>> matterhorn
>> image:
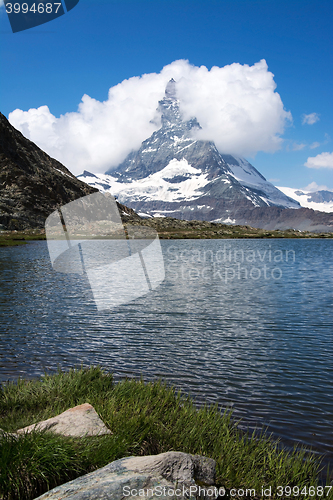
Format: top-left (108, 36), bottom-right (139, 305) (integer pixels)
top-left (79, 79), bottom-right (300, 222)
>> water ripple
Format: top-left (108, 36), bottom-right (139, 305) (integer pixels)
top-left (0, 239), bottom-right (332, 469)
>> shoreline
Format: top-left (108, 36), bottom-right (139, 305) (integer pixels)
top-left (1, 220), bottom-right (333, 248)
top-left (1, 367), bottom-right (331, 500)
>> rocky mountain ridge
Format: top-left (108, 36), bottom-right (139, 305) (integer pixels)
top-left (0, 113), bottom-right (139, 230)
top-left (78, 170), bottom-right (333, 230)
top-left (95, 78), bottom-right (300, 221)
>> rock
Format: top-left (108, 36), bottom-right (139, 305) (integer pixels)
top-left (34, 451), bottom-right (216, 500)
top-left (0, 427), bottom-right (18, 440)
top-left (122, 452), bottom-right (215, 486)
top-left (16, 403), bottom-right (112, 438)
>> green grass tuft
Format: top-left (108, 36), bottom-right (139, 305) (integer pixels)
top-left (0, 366), bottom-right (331, 499)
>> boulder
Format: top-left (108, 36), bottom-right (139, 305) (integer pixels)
top-left (34, 451), bottom-right (216, 500)
top-left (0, 427), bottom-right (18, 440)
top-left (16, 403), bottom-right (112, 438)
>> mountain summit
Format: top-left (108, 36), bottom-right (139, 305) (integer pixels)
top-left (80, 79), bottom-right (300, 221)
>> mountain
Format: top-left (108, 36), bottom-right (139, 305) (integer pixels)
top-left (79, 78), bottom-right (300, 222)
top-left (77, 80), bottom-right (333, 232)
top-left (0, 113), bottom-right (139, 230)
top-left (276, 186), bottom-right (333, 213)
top-left (224, 205), bottom-right (333, 233)
top-left (78, 169), bottom-right (333, 232)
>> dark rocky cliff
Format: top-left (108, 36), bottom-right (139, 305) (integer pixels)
top-left (0, 112), bottom-right (100, 230)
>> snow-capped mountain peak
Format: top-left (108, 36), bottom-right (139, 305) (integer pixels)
top-left (157, 78), bottom-right (184, 129)
top-left (78, 79), bottom-right (301, 221)
top-left (165, 78), bottom-right (177, 98)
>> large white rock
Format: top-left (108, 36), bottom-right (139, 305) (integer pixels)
top-left (16, 403), bottom-right (112, 438)
top-left (34, 451), bottom-right (216, 500)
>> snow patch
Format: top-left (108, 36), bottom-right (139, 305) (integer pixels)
top-left (79, 159), bottom-right (210, 205)
top-left (54, 167), bottom-right (72, 178)
top-left (137, 212), bottom-right (153, 218)
top-left (259, 196), bottom-right (271, 206)
top-left (276, 187), bottom-right (333, 213)
top-left (227, 160), bottom-right (300, 209)
top-left (220, 217), bottom-right (236, 224)
top-left (142, 147), bottom-right (157, 153)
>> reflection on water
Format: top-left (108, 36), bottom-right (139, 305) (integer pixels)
top-left (0, 238), bottom-right (332, 469)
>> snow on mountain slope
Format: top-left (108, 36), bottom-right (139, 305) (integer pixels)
top-left (77, 171), bottom-right (116, 193)
top-left (79, 160), bottom-right (209, 202)
top-left (276, 187), bottom-right (333, 213)
top-left (226, 157), bottom-right (300, 209)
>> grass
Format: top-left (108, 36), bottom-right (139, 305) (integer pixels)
top-left (0, 366), bottom-right (332, 500)
top-left (1, 223), bottom-right (332, 248)
top-left (0, 230), bottom-right (46, 247)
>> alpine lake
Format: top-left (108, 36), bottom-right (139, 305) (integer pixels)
top-left (0, 231), bottom-right (332, 475)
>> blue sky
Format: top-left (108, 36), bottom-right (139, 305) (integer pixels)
top-left (0, 0), bottom-right (332, 190)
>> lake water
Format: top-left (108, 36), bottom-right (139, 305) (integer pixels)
top-left (0, 238), bottom-right (332, 472)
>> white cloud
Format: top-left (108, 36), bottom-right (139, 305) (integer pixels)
top-left (304, 152), bottom-right (333, 169)
top-left (9, 59), bottom-right (292, 175)
top-left (302, 182), bottom-right (329, 192)
top-left (292, 142), bottom-right (306, 151)
top-left (310, 141), bottom-right (320, 149)
top-left (302, 113), bottom-right (320, 125)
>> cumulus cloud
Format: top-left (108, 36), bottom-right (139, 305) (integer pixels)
top-left (9, 59), bottom-right (292, 175)
top-left (302, 113), bottom-right (320, 125)
top-left (303, 182), bottom-right (329, 192)
top-left (292, 142), bottom-right (306, 151)
top-left (304, 152), bottom-right (333, 169)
